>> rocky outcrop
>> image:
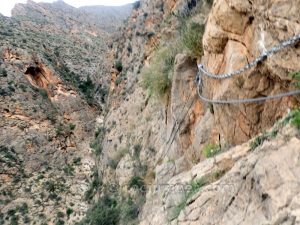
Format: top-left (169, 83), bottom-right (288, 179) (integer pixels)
top-left (1, 0), bottom-right (300, 224)
top-left (176, 133), bottom-right (300, 225)
top-left (0, 46), bottom-right (96, 224)
top-left (0, 1), bottom-right (132, 224)
top-left (97, 0), bottom-right (300, 224)
top-left (141, 123), bottom-right (300, 225)
top-left (202, 0), bottom-right (300, 144)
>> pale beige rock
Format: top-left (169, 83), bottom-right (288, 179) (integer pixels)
top-left (116, 154), bottom-right (139, 188)
top-left (141, 123), bottom-right (300, 225)
top-left (202, 0), bottom-right (300, 144)
top-left (213, 0), bottom-right (249, 35)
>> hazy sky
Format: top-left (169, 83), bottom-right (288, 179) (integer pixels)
top-left (1, 0), bottom-right (137, 16)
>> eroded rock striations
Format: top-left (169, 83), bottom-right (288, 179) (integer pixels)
top-left (94, 0), bottom-right (300, 224)
top-left (0, 1), bottom-right (131, 224)
top-left (202, 0), bottom-right (300, 144)
top-left (1, 0), bottom-right (300, 224)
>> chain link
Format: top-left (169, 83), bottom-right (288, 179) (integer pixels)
top-left (195, 33), bottom-right (300, 104)
top-left (197, 86), bottom-right (300, 104)
top-left (198, 33), bottom-right (300, 79)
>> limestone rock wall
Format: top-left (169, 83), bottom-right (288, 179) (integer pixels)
top-left (0, 0), bottom-right (129, 223)
top-left (141, 124), bottom-right (300, 225)
top-left (2, 0), bottom-right (299, 224)
top-left (100, 0), bottom-right (300, 224)
top-left (0, 46), bottom-right (96, 224)
top-left (202, 0), bottom-right (300, 144)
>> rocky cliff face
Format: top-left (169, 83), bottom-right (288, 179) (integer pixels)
top-left (1, 0), bottom-right (300, 224)
top-left (0, 1), bottom-right (132, 224)
top-left (90, 0), bottom-right (300, 224)
top-left (202, 0), bottom-right (300, 144)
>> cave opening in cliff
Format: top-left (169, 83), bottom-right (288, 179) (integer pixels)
top-left (25, 66), bottom-right (42, 77)
top-left (24, 66), bottom-right (45, 88)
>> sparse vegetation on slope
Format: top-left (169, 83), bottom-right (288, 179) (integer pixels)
top-left (80, 191), bottom-right (142, 225)
top-left (291, 109), bottom-right (300, 130)
top-left (180, 22), bottom-right (205, 58)
top-left (250, 109), bottom-right (300, 150)
top-left (172, 177), bottom-right (209, 220)
top-left (78, 195), bottom-right (120, 225)
top-left (290, 71), bottom-right (300, 88)
top-left (203, 143), bottom-right (221, 158)
top-left (141, 46), bottom-right (178, 98)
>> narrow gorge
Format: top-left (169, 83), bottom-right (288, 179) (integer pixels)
top-left (0, 0), bottom-right (300, 225)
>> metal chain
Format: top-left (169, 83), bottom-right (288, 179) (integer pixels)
top-left (195, 33), bottom-right (300, 104)
top-left (197, 85), bottom-right (300, 104)
top-left (198, 33), bottom-right (300, 79)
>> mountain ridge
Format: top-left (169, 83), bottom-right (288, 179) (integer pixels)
top-left (1, 0), bottom-right (300, 224)
top-left (0, 0), bottom-right (131, 224)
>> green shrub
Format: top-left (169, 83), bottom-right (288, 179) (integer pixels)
top-left (0, 87), bottom-right (7, 96)
top-left (85, 170), bottom-right (102, 201)
top-left (120, 197), bottom-right (139, 222)
top-left (55, 220), bottom-right (65, 225)
top-left (206, 0), bottom-right (214, 6)
top-left (19, 203), bottom-right (28, 215)
top-left (73, 157), bottom-right (81, 166)
top-left (23, 216), bottom-right (30, 224)
top-left (69, 123), bottom-right (76, 131)
top-left (49, 193), bottom-right (59, 201)
top-left (172, 178), bottom-right (208, 220)
top-left (19, 84), bottom-right (27, 92)
top-left (290, 71), bottom-right (300, 88)
top-left (291, 109), bottom-right (300, 130)
top-left (7, 209), bottom-right (16, 217)
top-left (90, 140), bottom-right (102, 155)
top-left (8, 84), bottom-right (15, 92)
top-left (78, 76), bottom-right (95, 103)
top-left (128, 176), bottom-right (145, 190)
top-left (250, 133), bottom-right (269, 151)
top-left (108, 159), bottom-right (119, 170)
top-left (146, 32), bottom-right (155, 38)
top-left (90, 126), bottom-right (106, 156)
top-left (44, 180), bottom-right (56, 192)
top-left (63, 164), bottom-right (74, 175)
top-left (0, 68), bottom-right (7, 77)
top-left (84, 188), bottom-right (94, 202)
top-left (115, 60), bottom-right (123, 72)
top-left (115, 74), bottom-right (124, 86)
top-left (203, 143), bottom-right (221, 158)
top-left (248, 109), bottom-right (300, 151)
top-left (97, 86), bottom-right (109, 103)
top-left (56, 63), bottom-right (96, 104)
top-left (79, 76), bottom-right (94, 93)
top-left (180, 22), bottom-right (205, 58)
top-left (190, 178), bottom-right (208, 193)
top-left (57, 211), bottom-right (65, 218)
top-left (212, 170), bottom-right (226, 180)
top-left (133, 144), bottom-right (142, 158)
top-left (108, 148), bottom-right (129, 169)
top-left (38, 88), bottom-right (48, 99)
top-left (66, 208), bottom-right (73, 218)
top-left (95, 126), bottom-right (106, 139)
top-left (55, 123), bottom-right (65, 136)
top-left (79, 195), bottom-right (120, 225)
top-left (142, 46), bottom-right (177, 98)
top-left (10, 215), bottom-right (19, 225)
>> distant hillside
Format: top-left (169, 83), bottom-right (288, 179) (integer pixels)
top-left (12, 0), bottom-right (133, 33)
top-left (0, 0), bottom-right (121, 223)
top-left (80, 4), bottom-right (133, 32)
